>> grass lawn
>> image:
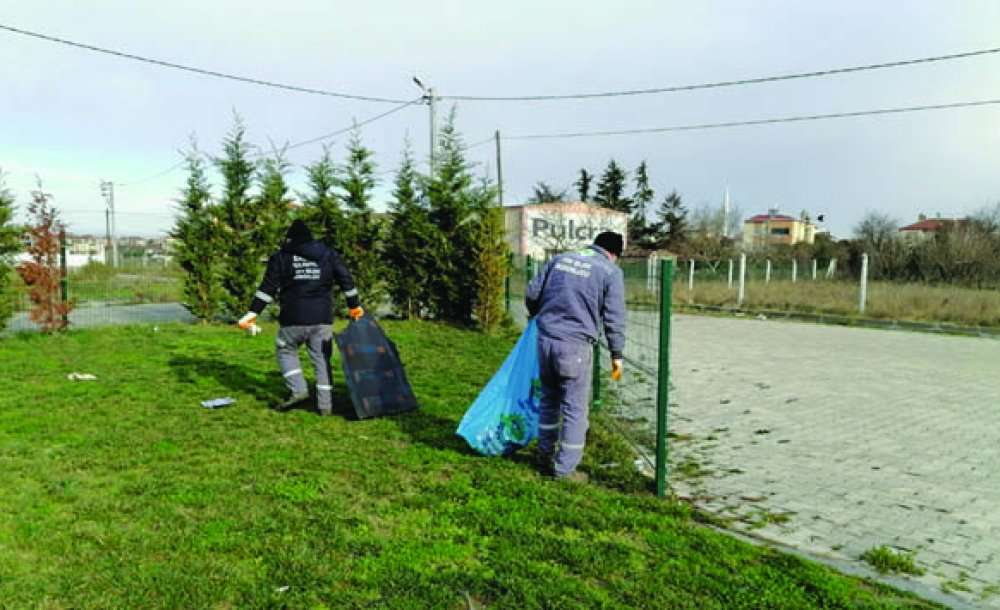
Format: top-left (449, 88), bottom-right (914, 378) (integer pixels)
top-left (0, 321), bottom-right (939, 609)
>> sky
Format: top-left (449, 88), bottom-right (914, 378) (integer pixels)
top-left (2, 0), bottom-right (999, 238)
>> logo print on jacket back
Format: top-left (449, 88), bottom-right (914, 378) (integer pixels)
top-left (292, 256), bottom-right (321, 281)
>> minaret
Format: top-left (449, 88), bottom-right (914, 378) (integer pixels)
top-left (722, 186), bottom-right (731, 238)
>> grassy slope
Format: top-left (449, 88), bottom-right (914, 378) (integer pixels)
top-left (0, 322), bottom-right (938, 609)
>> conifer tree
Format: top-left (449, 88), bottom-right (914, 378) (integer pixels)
top-left (16, 184), bottom-right (73, 332)
top-left (594, 160), bottom-right (632, 213)
top-left (0, 171), bottom-right (22, 331)
top-left (631, 161), bottom-right (656, 248)
top-left (301, 145), bottom-right (343, 248)
top-left (654, 190), bottom-right (689, 250)
top-left (575, 169), bottom-right (593, 202)
top-left (170, 146), bottom-right (221, 322)
top-left (385, 141), bottom-right (439, 318)
top-left (213, 114), bottom-right (259, 318)
top-left (424, 108), bottom-right (480, 324)
top-left (528, 181), bottom-right (566, 204)
top-left (335, 130), bottom-right (387, 309)
top-left (255, 146), bottom-right (292, 256)
top-left (472, 178), bottom-right (509, 333)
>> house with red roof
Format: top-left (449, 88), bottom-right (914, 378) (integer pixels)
top-left (898, 214), bottom-right (967, 242)
top-left (741, 209), bottom-right (817, 250)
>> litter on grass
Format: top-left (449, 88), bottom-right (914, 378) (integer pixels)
top-left (201, 397), bottom-right (235, 409)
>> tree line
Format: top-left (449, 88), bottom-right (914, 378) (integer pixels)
top-left (172, 109), bottom-right (509, 331)
top-left (849, 209), bottom-right (1000, 287)
top-left (529, 159), bottom-right (739, 254)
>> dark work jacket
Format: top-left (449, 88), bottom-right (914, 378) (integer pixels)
top-left (249, 239), bottom-right (360, 326)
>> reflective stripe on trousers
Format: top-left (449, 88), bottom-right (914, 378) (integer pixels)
top-left (275, 324), bottom-right (335, 410)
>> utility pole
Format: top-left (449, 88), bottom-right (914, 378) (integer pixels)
top-left (100, 180), bottom-right (118, 268)
top-left (495, 129), bottom-right (504, 206)
top-left (413, 77), bottom-right (437, 174)
top-left (428, 87), bottom-right (437, 173)
top-left (104, 207), bottom-right (112, 266)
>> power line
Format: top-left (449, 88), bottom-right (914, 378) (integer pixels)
top-left (118, 160), bottom-right (187, 188)
top-left (502, 98), bottom-right (1000, 140)
top-left (281, 97), bottom-right (423, 153)
top-left (0, 22), bottom-right (410, 104)
top-left (113, 97), bottom-right (421, 188)
top-left (467, 136), bottom-right (495, 150)
top-left (443, 47), bottom-right (1000, 102)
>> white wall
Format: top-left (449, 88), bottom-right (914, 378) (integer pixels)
top-left (506, 203), bottom-right (628, 259)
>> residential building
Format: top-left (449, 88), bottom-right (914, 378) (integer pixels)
top-left (504, 201), bottom-right (628, 260)
top-left (898, 214), bottom-right (967, 242)
top-left (742, 209), bottom-right (816, 249)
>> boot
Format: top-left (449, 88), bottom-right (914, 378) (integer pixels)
top-left (273, 392), bottom-right (310, 412)
top-left (555, 470), bottom-right (589, 484)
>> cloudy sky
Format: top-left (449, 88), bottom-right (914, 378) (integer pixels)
top-left (2, 1), bottom-right (999, 238)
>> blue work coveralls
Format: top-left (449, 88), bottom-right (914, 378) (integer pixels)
top-left (525, 245), bottom-right (627, 476)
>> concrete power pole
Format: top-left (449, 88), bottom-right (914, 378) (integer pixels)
top-left (412, 78), bottom-right (437, 174)
top-left (100, 180), bottom-right (118, 268)
top-left (428, 87), bottom-right (437, 174)
top-left (495, 129), bottom-right (504, 206)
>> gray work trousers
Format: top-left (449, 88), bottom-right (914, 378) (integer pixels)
top-left (536, 335), bottom-right (594, 476)
top-left (275, 325), bottom-right (334, 411)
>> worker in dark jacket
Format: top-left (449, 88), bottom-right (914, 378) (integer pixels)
top-left (237, 220), bottom-right (364, 415)
top-left (525, 231), bottom-right (626, 482)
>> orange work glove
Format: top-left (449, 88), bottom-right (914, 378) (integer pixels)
top-left (611, 359), bottom-right (623, 382)
top-left (348, 306), bottom-right (365, 321)
top-left (237, 312), bottom-right (257, 330)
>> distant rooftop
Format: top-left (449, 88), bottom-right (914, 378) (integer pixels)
top-left (899, 218), bottom-right (966, 232)
top-left (745, 213), bottom-right (798, 224)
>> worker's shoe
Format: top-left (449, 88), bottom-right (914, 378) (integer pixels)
top-left (533, 450), bottom-right (554, 476)
top-left (273, 392), bottom-right (310, 412)
top-left (555, 470), bottom-right (589, 484)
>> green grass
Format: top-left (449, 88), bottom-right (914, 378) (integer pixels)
top-left (861, 546), bottom-right (926, 576)
top-left (0, 322), bottom-right (940, 609)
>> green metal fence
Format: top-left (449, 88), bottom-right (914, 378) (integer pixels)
top-left (3, 261), bottom-right (191, 333)
top-left (509, 253), bottom-right (674, 496)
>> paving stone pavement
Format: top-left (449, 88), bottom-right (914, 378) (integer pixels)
top-left (658, 314), bottom-right (1000, 608)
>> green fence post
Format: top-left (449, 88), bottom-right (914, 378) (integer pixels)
top-left (505, 253), bottom-right (512, 313)
top-left (591, 343), bottom-right (602, 412)
top-left (656, 258), bottom-right (674, 498)
top-left (59, 229), bottom-right (69, 327)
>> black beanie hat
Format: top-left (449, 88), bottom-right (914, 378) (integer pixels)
top-left (593, 231), bottom-right (623, 257)
top-left (286, 219), bottom-right (313, 245)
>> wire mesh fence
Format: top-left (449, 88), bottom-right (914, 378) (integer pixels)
top-left (3, 261), bottom-right (192, 333)
top-left (509, 254), bottom-right (672, 492)
top-left (671, 254), bottom-right (1000, 329)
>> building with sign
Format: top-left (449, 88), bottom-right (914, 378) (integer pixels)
top-left (504, 202), bottom-right (629, 259)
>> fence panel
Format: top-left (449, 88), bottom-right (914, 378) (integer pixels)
top-left (3, 261), bottom-right (192, 333)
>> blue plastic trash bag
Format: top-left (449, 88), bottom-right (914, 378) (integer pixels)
top-left (457, 320), bottom-right (543, 456)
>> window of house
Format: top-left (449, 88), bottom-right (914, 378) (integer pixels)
top-left (771, 228), bottom-right (790, 236)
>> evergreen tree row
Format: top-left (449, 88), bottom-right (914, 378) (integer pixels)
top-left (171, 111), bottom-right (509, 332)
top-left (529, 159), bottom-right (692, 252)
top-left (0, 171), bottom-right (24, 332)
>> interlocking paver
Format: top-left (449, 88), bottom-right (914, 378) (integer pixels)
top-left (662, 314), bottom-right (1000, 608)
